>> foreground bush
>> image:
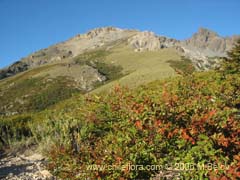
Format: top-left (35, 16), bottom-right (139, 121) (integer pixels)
top-left (0, 115), bottom-right (33, 149)
top-left (32, 71), bottom-right (240, 179)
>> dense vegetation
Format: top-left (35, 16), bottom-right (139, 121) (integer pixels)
top-left (220, 39), bottom-right (240, 75)
top-left (167, 56), bottom-right (196, 75)
top-left (2, 71), bottom-right (239, 179)
top-left (0, 76), bottom-right (81, 115)
top-left (36, 71), bottom-right (238, 179)
top-left (0, 41), bottom-right (240, 179)
top-left (75, 50), bottom-right (124, 81)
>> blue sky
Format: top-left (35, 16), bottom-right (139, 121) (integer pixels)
top-left (0, 0), bottom-right (240, 68)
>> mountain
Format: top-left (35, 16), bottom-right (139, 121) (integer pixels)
top-left (180, 28), bottom-right (240, 69)
top-left (0, 27), bottom-right (239, 116)
top-left (0, 27), bottom-right (239, 80)
top-left (183, 28), bottom-right (239, 55)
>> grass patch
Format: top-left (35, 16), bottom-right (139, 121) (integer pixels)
top-left (74, 49), bottom-right (109, 63)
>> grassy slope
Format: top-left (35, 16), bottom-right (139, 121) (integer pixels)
top-left (92, 45), bottom-right (180, 93)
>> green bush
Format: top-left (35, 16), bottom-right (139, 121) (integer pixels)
top-left (34, 71), bottom-right (240, 179)
top-left (0, 115), bottom-right (32, 149)
top-left (220, 39), bottom-right (240, 75)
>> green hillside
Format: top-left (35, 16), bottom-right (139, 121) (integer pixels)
top-left (92, 45), bottom-right (180, 92)
top-left (0, 42), bottom-right (183, 115)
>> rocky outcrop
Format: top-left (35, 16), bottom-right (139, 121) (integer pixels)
top-left (14, 27), bottom-right (135, 74)
top-left (159, 36), bottom-right (179, 48)
top-left (86, 27), bottom-right (123, 39)
top-left (62, 26), bottom-right (136, 56)
top-left (128, 31), bottom-right (180, 52)
top-left (127, 27), bottom-right (239, 54)
top-left (184, 28), bottom-right (220, 49)
top-left (0, 152), bottom-right (55, 180)
top-left (22, 47), bottom-right (73, 68)
top-left (128, 31), bottom-right (161, 51)
top-left (0, 61), bottom-right (29, 80)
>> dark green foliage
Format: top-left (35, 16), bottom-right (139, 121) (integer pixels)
top-left (220, 39), bottom-right (240, 74)
top-left (0, 76), bottom-right (80, 115)
top-left (167, 56), bottom-right (196, 75)
top-left (0, 77), bottom-right (42, 114)
top-left (74, 50), bottom-right (109, 63)
top-left (0, 61), bottom-right (29, 80)
top-left (0, 115), bottom-right (32, 149)
top-left (28, 77), bottom-right (80, 111)
top-left (90, 61), bottom-right (123, 80)
top-left (75, 50), bottom-right (123, 80)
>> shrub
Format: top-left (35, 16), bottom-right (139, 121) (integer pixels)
top-left (220, 39), bottom-right (240, 75)
top-left (167, 56), bottom-right (196, 75)
top-left (42, 72), bottom-right (240, 179)
top-left (0, 115), bottom-right (32, 149)
top-left (74, 50), bottom-right (123, 81)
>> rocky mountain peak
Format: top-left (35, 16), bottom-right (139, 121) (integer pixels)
top-left (86, 26), bottom-right (123, 38)
top-left (181, 27), bottom-right (240, 60)
top-left (184, 28), bottom-right (221, 49)
top-left (196, 27), bottom-right (219, 39)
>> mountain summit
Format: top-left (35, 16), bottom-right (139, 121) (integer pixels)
top-left (183, 27), bottom-right (239, 55)
top-left (0, 27), bottom-right (239, 80)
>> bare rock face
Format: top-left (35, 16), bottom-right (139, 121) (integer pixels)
top-left (159, 36), bottom-right (179, 48)
top-left (62, 26), bottom-right (136, 56)
top-left (86, 27), bottom-right (122, 39)
top-left (175, 28), bottom-right (240, 70)
top-left (128, 31), bottom-right (161, 51)
top-left (184, 28), bottom-right (220, 49)
top-left (64, 64), bottom-right (107, 91)
top-left (128, 31), bottom-right (180, 52)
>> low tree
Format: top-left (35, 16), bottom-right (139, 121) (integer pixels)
top-left (221, 39), bottom-right (240, 74)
